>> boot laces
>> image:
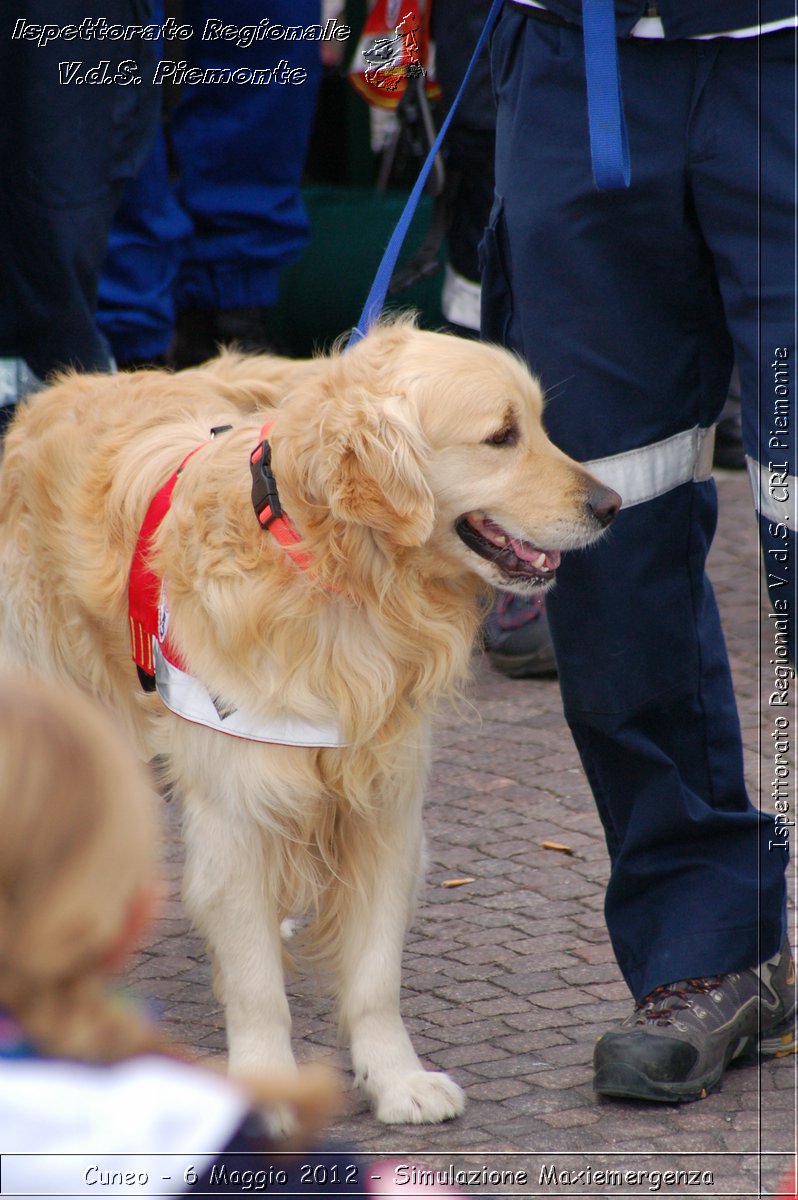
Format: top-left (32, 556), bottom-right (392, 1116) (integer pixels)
top-left (636, 976), bottom-right (726, 1026)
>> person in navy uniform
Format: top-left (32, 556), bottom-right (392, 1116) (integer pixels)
top-left (482, 0), bottom-right (797, 1102)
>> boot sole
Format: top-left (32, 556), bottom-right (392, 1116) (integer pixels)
top-left (594, 1012), bottom-right (798, 1104)
top-left (593, 1062), bottom-right (726, 1104)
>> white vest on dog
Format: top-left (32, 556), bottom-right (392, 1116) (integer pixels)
top-left (154, 588), bottom-right (347, 748)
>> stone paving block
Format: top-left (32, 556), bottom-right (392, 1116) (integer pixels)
top-left (398, 992), bottom-right (453, 1017)
top-left (524, 1065), bottom-right (593, 1090)
top-left (584, 980), bottom-right (634, 1001)
top-left (578, 897), bottom-right (622, 927)
top-left (428, 1019), bottom-right (524, 1047)
top-left (431, 980), bottom-right (507, 1003)
top-left (466, 1078), bottom-right (531, 1102)
top-left (530, 1042), bottom-right (593, 1069)
top-left (509, 951), bottom-right (582, 973)
top-left (437, 960), bottom-right (514, 984)
top-left (496, 1030), bottom-right (569, 1055)
top-left (540, 1106), bottom-right (601, 1128)
top-left (470, 1054), bottom-right (552, 1080)
top-left (434, 1043), bottom-right (512, 1070)
top-left (573, 941), bottom-right (620, 965)
top-left (500, 1006), bottom-right (595, 1034)
top-left (523, 987), bottom-right (598, 1010)
top-left (468, 995), bottom-right (538, 1018)
top-left (559, 962), bottom-right (624, 986)
top-left (485, 970), bottom-right (568, 998)
top-left (498, 1090), bottom-right (578, 1117)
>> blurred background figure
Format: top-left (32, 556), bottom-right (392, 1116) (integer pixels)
top-left (97, 0), bottom-right (324, 369)
top-left (0, 1), bottom-right (161, 432)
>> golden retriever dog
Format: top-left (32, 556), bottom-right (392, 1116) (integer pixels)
top-left (0, 319), bottom-right (619, 1124)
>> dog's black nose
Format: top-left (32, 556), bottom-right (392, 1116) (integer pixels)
top-left (588, 485), bottom-right (622, 528)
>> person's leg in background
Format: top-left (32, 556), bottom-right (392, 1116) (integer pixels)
top-left (168, 0), bottom-right (324, 366)
top-left (483, 7), bottom-right (792, 1101)
top-left (97, 128), bottom-right (193, 369)
top-left (0, 1), bottom-right (160, 428)
top-left (433, 0), bottom-right (496, 341)
top-left (96, 0), bottom-right (193, 371)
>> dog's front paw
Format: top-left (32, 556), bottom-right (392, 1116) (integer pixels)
top-left (372, 1070), bottom-right (465, 1125)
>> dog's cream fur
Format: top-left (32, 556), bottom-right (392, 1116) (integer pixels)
top-left (0, 322), bottom-right (617, 1123)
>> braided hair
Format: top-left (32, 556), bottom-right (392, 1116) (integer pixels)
top-left (0, 673), bottom-right (169, 1063)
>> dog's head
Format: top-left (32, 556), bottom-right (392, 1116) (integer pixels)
top-left (274, 320), bottom-right (620, 596)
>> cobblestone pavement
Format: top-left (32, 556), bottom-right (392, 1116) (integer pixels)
top-left (129, 468), bottom-right (796, 1198)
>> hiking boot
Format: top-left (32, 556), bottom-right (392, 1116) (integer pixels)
top-left (483, 592), bottom-right (557, 678)
top-left (593, 940), bottom-right (797, 1103)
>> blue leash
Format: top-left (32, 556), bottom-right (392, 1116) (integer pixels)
top-left (348, 0), bottom-right (630, 348)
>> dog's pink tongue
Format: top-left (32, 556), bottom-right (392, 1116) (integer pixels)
top-left (509, 539), bottom-right (561, 570)
top-left (469, 514), bottom-right (560, 570)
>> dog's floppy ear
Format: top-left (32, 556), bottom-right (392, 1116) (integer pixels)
top-left (326, 392), bottom-right (435, 548)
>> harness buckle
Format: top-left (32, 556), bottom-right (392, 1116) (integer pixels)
top-left (250, 437), bottom-right (283, 529)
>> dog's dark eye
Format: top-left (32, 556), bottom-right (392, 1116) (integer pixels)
top-left (483, 423), bottom-right (518, 447)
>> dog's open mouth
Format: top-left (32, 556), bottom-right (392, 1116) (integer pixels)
top-left (455, 512), bottom-right (561, 582)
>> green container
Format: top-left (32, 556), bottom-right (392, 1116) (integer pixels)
top-left (272, 184), bottom-right (445, 357)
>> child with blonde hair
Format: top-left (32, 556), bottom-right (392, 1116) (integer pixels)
top-left (0, 674), bottom-right (348, 1195)
top-left (0, 674), bottom-right (466, 1198)
top-left (0, 674), bottom-right (165, 1065)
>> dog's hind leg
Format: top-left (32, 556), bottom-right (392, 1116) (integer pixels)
top-left (335, 788), bottom-right (465, 1125)
top-left (180, 792), bottom-right (296, 1075)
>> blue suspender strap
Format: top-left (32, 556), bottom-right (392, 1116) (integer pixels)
top-left (581, 0), bottom-right (631, 189)
top-left (347, 0), bottom-right (505, 348)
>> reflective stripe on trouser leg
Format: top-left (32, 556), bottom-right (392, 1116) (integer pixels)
top-left (585, 425), bottom-right (716, 508)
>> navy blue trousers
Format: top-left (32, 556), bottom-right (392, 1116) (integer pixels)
top-left (97, 0), bottom-right (322, 363)
top-left (483, 8), bottom-right (795, 999)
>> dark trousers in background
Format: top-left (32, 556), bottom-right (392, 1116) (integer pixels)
top-left (0, 2), bottom-right (160, 383)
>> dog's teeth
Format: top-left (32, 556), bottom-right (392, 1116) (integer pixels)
top-left (533, 553), bottom-right (547, 569)
top-left (495, 535), bottom-right (508, 547)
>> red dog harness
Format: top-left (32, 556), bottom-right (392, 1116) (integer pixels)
top-left (127, 423), bottom-right (346, 747)
top-left (129, 444), bottom-right (201, 685)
